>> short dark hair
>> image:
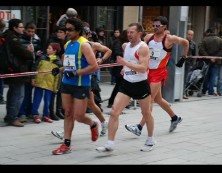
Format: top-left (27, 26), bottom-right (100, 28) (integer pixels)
top-left (66, 18), bottom-right (83, 36)
top-left (25, 21), bottom-right (36, 30)
top-left (206, 28), bottom-right (214, 34)
top-left (83, 26), bottom-right (91, 36)
top-left (90, 31), bottom-right (99, 42)
top-left (120, 29), bottom-right (128, 44)
top-left (82, 21), bottom-right (90, 28)
top-left (153, 16), bottom-right (168, 26)
top-left (204, 28), bottom-right (216, 37)
top-left (128, 23), bottom-right (144, 33)
top-left (95, 27), bottom-right (105, 34)
top-left (55, 26), bottom-right (66, 33)
top-left (8, 19), bottom-right (22, 30)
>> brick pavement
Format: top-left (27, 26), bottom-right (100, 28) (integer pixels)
top-left (0, 83), bottom-right (222, 164)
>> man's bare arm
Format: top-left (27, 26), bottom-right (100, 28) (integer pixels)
top-left (93, 42), bottom-right (112, 64)
top-left (117, 43), bottom-right (149, 73)
top-left (80, 42), bottom-right (98, 75)
top-left (168, 35), bottom-right (189, 56)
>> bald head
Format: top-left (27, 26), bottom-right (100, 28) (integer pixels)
top-left (187, 30), bottom-right (194, 41)
top-left (66, 8), bottom-right (78, 18)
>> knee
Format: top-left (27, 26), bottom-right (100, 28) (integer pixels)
top-left (154, 97), bottom-right (162, 104)
top-left (64, 109), bottom-right (72, 119)
top-left (74, 114), bottom-right (84, 123)
top-left (87, 101), bottom-right (93, 108)
top-left (110, 108), bottom-right (120, 119)
top-left (141, 110), bottom-right (151, 117)
top-left (154, 98), bottom-right (160, 104)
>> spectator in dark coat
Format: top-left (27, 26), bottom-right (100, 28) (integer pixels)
top-left (0, 19), bottom-right (6, 104)
top-left (17, 22), bottom-right (43, 122)
top-left (183, 30), bottom-right (196, 99)
top-left (3, 19), bottom-right (33, 127)
top-left (107, 30), bottom-right (128, 108)
top-left (109, 29), bottom-right (121, 85)
top-left (199, 28), bottom-right (222, 95)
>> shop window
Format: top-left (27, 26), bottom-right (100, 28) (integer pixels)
top-left (142, 6), bottom-right (169, 33)
top-left (96, 6), bottom-right (118, 46)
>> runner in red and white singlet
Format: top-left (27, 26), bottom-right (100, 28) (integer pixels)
top-left (147, 33), bottom-right (172, 84)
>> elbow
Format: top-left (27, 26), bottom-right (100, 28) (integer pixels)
top-left (141, 69), bottom-right (147, 73)
top-left (185, 40), bottom-right (189, 47)
top-left (140, 67), bottom-right (148, 73)
top-left (109, 50), bottom-right (112, 57)
top-left (93, 63), bottom-right (99, 72)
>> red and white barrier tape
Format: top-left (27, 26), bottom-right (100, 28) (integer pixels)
top-left (0, 70), bottom-right (52, 79)
top-left (98, 62), bottom-right (121, 68)
top-left (2, 56), bottom-right (221, 78)
top-left (0, 63), bottom-right (122, 79)
top-left (5, 56), bottom-right (220, 79)
top-left (184, 56), bottom-right (222, 59)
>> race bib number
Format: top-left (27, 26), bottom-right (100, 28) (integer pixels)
top-left (150, 48), bottom-right (161, 60)
top-left (63, 54), bottom-right (76, 69)
top-left (125, 69), bottom-right (137, 75)
top-left (124, 61), bottom-right (137, 75)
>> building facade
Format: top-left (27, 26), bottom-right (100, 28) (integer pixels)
top-left (1, 6), bottom-right (222, 102)
top-left (0, 6), bottom-right (123, 48)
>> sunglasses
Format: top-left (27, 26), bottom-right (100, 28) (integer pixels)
top-left (152, 24), bottom-right (164, 28)
top-left (66, 28), bottom-right (75, 32)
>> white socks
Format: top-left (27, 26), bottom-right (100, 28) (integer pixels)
top-left (106, 140), bottom-right (114, 148)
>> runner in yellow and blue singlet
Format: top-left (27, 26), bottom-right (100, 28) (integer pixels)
top-left (62, 36), bottom-right (91, 87)
top-left (52, 18), bottom-right (99, 155)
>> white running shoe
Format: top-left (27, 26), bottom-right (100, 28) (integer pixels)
top-left (140, 138), bottom-right (156, 152)
top-left (51, 131), bottom-right (64, 140)
top-left (96, 144), bottom-right (113, 153)
top-left (100, 121), bottom-right (108, 137)
top-left (125, 124), bottom-right (141, 136)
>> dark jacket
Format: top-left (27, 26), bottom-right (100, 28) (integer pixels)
top-left (20, 32), bottom-right (42, 59)
top-left (111, 39), bottom-right (123, 78)
top-left (198, 33), bottom-right (222, 64)
top-left (188, 40), bottom-right (196, 56)
top-left (3, 29), bottom-right (33, 84)
top-left (186, 40), bottom-right (196, 65)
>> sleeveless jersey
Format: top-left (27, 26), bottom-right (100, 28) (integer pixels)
top-left (123, 41), bottom-right (147, 83)
top-left (62, 36), bottom-right (91, 86)
top-left (148, 34), bottom-right (172, 69)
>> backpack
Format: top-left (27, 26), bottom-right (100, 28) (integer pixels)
top-left (0, 33), bottom-right (20, 74)
top-left (0, 33), bottom-right (11, 73)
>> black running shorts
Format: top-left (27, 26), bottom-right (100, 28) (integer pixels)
top-left (61, 83), bottom-right (91, 99)
top-left (119, 79), bottom-right (151, 100)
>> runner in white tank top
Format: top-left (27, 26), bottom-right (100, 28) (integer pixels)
top-left (123, 41), bottom-right (148, 82)
top-left (96, 22), bottom-right (155, 153)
